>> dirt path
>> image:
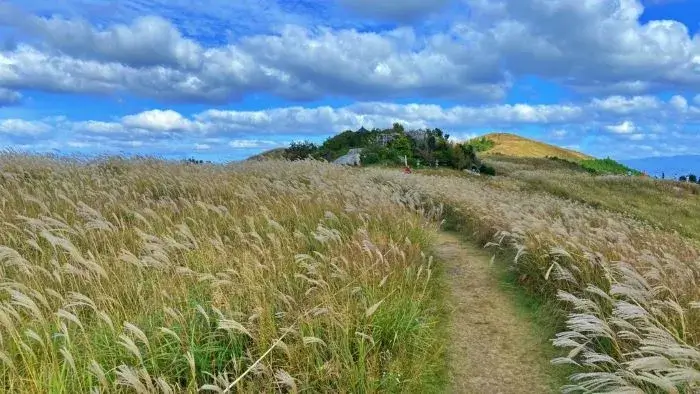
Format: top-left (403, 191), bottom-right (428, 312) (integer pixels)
top-left (435, 231), bottom-right (556, 394)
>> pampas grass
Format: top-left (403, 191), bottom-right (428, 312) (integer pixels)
top-left (375, 167), bottom-right (700, 393)
top-left (0, 156), bottom-right (447, 392)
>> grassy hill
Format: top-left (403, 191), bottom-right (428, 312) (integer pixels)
top-left (477, 133), bottom-right (593, 161)
top-left (246, 147), bottom-right (286, 161)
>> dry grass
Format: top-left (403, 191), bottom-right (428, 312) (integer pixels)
top-left (481, 133), bottom-right (593, 161)
top-left (3, 153), bottom-right (698, 393)
top-left (485, 156), bottom-right (700, 241)
top-left (371, 167), bottom-right (700, 392)
top-left (0, 155), bottom-right (448, 392)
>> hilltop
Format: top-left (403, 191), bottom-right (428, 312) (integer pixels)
top-left (478, 132), bottom-right (593, 161)
top-left (247, 126), bottom-right (647, 178)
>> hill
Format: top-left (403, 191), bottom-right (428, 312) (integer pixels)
top-left (477, 133), bottom-right (593, 161)
top-left (249, 127), bottom-right (646, 177)
top-left (246, 147), bottom-right (286, 161)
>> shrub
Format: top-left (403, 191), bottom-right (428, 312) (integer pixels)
top-left (468, 137), bottom-right (495, 152)
top-left (478, 163), bottom-right (496, 176)
top-left (284, 140), bottom-right (318, 160)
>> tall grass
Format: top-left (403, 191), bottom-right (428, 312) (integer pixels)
top-left (373, 167), bottom-right (700, 392)
top-left (0, 155), bottom-right (447, 392)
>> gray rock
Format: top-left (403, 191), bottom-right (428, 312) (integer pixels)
top-left (334, 148), bottom-right (363, 166)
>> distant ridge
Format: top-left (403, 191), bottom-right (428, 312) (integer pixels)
top-left (478, 133), bottom-right (593, 161)
top-left (246, 148), bottom-right (286, 161)
top-left (621, 155), bottom-right (700, 178)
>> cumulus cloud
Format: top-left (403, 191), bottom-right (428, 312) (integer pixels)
top-left (466, 0), bottom-right (700, 94)
top-left (228, 139), bottom-right (281, 149)
top-left (606, 120), bottom-right (637, 134)
top-left (669, 95), bottom-right (689, 112)
top-left (2, 0), bottom-right (700, 103)
top-left (0, 119), bottom-right (51, 136)
top-left (2, 94), bottom-right (696, 159)
top-left (590, 95), bottom-right (662, 115)
top-left (1, 10), bottom-right (202, 69)
top-left (122, 109), bottom-right (197, 132)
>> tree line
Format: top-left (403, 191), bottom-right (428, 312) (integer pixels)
top-left (283, 123), bottom-right (496, 175)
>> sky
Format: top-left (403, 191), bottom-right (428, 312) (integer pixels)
top-left (0, 0), bottom-right (700, 162)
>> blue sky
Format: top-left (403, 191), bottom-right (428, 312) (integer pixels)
top-left (1, 0), bottom-right (700, 162)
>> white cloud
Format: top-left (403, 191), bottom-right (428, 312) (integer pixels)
top-left (467, 0), bottom-right (700, 94)
top-left (228, 139), bottom-right (280, 149)
top-left (669, 95), bottom-right (689, 112)
top-left (606, 120), bottom-right (637, 134)
top-left (73, 121), bottom-right (126, 135)
top-left (122, 109), bottom-right (196, 132)
top-left (2, 1), bottom-right (700, 103)
top-left (550, 129), bottom-right (568, 139)
top-left (5, 12), bottom-right (202, 69)
top-left (590, 95), bottom-right (661, 115)
top-left (66, 141), bottom-right (91, 148)
top-left (1, 94), bottom-right (699, 159)
top-left (0, 119), bottom-right (51, 136)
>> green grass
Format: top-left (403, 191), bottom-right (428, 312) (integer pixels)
top-left (579, 157), bottom-right (641, 175)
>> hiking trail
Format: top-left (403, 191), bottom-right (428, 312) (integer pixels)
top-left (434, 231), bottom-right (557, 394)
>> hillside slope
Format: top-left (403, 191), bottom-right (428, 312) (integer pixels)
top-left (480, 133), bottom-right (593, 161)
top-left (246, 147), bottom-right (286, 161)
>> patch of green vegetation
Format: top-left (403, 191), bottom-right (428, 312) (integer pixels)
top-left (467, 136), bottom-right (495, 152)
top-left (280, 123), bottom-right (496, 175)
top-left (579, 157), bottom-right (641, 175)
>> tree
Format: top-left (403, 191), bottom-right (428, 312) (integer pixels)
top-left (679, 175), bottom-right (687, 182)
top-left (427, 135), bottom-right (437, 150)
top-left (392, 122), bottom-right (405, 133)
top-left (689, 174), bottom-right (698, 183)
top-left (388, 134), bottom-right (413, 163)
top-left (284, 141), bottom-right (318, 161)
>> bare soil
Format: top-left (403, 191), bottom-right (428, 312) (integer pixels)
top-left (435, 231), bottom-right (557, 394)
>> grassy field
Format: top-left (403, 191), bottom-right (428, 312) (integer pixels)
top-left (0, 156), bottom-right (447, 393)
top-left (375, 165), bottom-right (700, 392)
top-left (1, 154), bottom-right (699, 393)
top-left (398, 156), bottom-right (700, 392)
top-left (484, 155), bottom-right (700, 241)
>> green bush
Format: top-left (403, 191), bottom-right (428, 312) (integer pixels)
top-left (468, 137), bottom-right (495, 152)
top-left (478, 163), bottom-right (496, 176)
top-left (284, 141), bottom-right (318, 161)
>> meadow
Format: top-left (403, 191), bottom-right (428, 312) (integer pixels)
top-left (0, 154), bottom-right (699, 393)
top-left (0, 156), bottom-right (446, 393)
top-left (390, 159), bottom-right (700, 393)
